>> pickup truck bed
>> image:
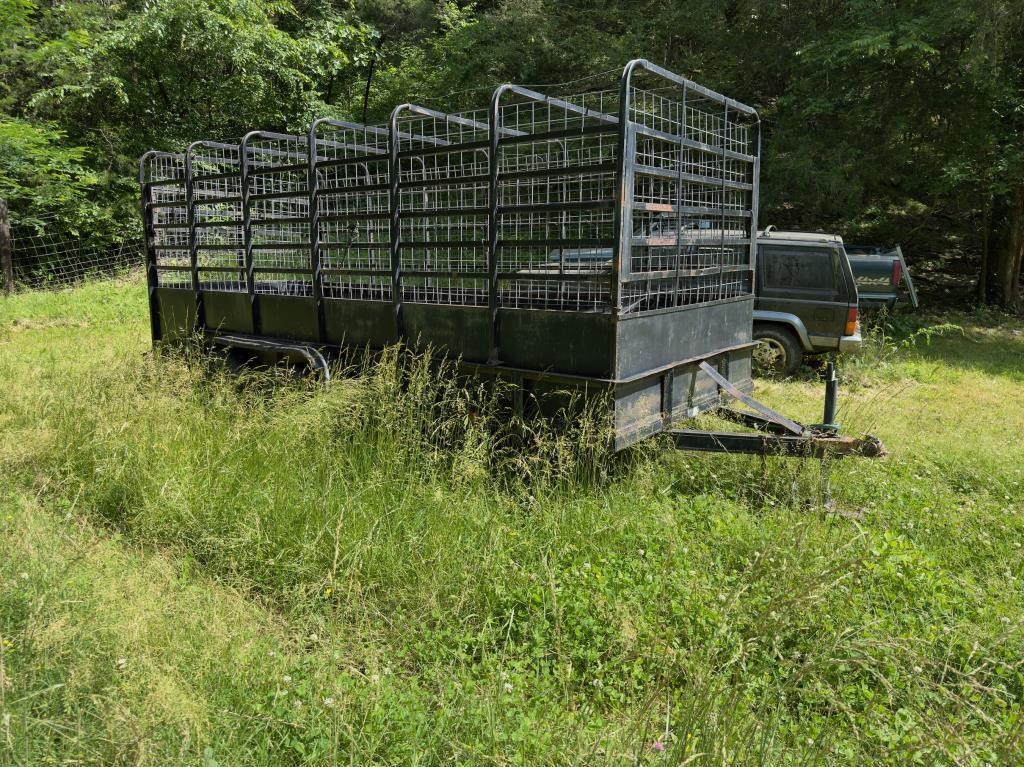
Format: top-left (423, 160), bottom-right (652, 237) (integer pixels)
top-left (844, 244), bottom-right (918, 309)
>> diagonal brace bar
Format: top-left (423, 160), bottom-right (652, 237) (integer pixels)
top-left (699, 360), bottom-right (805, 436)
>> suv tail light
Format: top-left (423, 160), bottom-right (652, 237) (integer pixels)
top-left (891, 259), bottom-right (903, 287)
top-left (845, 307), bottom-right (859, 336)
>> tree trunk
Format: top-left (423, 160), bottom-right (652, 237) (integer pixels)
top-left (977, 197), bottom-right (989, 302)
top-left (996, 185), bottom-right (1024, 307)
top-left (362, 34), bottom-right (386, 125)
top-left (985, 185), bottom-right (1024, 308)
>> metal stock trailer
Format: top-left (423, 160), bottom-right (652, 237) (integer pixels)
top-left (143, 60), bottom-right (860, 453)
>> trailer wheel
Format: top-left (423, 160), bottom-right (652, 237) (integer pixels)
top-left (753, 325), bottom-right (803, 377)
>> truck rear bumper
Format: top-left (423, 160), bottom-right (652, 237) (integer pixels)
top-left (838, 331), bottom-right (863, 353)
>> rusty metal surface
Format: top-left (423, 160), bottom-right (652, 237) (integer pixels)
top-left (671, 429), bottom-right (886, 458)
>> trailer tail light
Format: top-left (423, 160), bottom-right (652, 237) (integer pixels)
top-left (845, 307), bottom-right (859, 336)
top-left (892, 258), bottom-right (903, 286)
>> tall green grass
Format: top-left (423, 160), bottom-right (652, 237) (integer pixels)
top-left (2, 279), bottom-right (1023, 765)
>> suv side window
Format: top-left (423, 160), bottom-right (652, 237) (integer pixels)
top-left (759, 245), bottom-right (839, 296)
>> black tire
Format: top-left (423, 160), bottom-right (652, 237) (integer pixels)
top-left (752, 325), bottom-right (804, 377)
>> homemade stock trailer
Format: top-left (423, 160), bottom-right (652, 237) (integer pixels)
top-left (140, 59), bottom-right (882, 458)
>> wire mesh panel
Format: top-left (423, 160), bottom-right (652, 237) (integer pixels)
top-left (493, 87), bottom-right (620, 312)
top-left (242, 132), bottom-right (312, 297)
top-left (393, 105), bottom-right (491, 307)
top-left (312, 120), bottom-right (391, 302)
top-left (188, 141), bottom-right (245, 292)
top-left (10, 227), bottom-right (141, 288)
top-left (620, 63), bottom-right (758, 315)
top-left (142, 152), bottom-right (190, 289)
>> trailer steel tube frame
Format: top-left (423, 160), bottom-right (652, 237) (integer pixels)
top-left (139, 150), bottom-right (162, 344)
top-left (140, 60), bottom-right (793, 454)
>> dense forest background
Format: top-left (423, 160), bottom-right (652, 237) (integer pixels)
top-left (1, 0), bottom-right (1021, 305)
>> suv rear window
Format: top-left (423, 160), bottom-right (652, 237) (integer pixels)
top-left (760, 246), bottom-right (837, 292)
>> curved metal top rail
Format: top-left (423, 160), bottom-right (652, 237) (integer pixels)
top-left (619, 59), bottom-right (758, 119)
top-left (184, 140), bottom-right (242, 180)
top-left (144, 59), bottom-right (760, 170)
top-left (186, 139), bottom-right (240, 154)
top-left (312, 117), bottom-right (390, 137)
top-left (389, 103), bottom-right (485, 148)
top-left (240, 129), bottom-right (306, 144)
top-left (393, 103), bottom-right (490, 132)
top-left (239, 130), bottom-right (309, 165)
top-left (139, 150), bottom-right (186, 184)
top-left (490, 83), bottom-right (620, 128)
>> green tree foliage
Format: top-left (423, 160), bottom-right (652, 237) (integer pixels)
top-left (0, 0), bottom-right (370, 228)
top-left (766, 0), bottom-right (1024, 305)
top-left (0, 0), bottom-right (1021, 304)
top-left (30, 0), bottom-right (369, 149)
top-left (0, 119), bottom-right (109, 234)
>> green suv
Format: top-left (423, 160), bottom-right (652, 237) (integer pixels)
top-left (753, 228), bottom-right (861, 376)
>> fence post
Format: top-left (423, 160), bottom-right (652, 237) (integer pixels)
top-left (0, 198), bottom-right (13, 294)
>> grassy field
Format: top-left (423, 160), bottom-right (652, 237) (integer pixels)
top-left (1, 277), bottom-right (1023, 766)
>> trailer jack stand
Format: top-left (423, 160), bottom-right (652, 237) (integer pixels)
top-left (670, 361), bottom-right (885, 459)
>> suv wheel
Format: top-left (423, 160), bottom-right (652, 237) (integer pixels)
top-left (753, 326), bottom-right (804, 377)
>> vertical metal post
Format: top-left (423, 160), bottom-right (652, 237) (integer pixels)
top-left (138, 155), bottom-right (162, 344)
top-left (0, 198), bottom-right (13, 295)
top-left (486, 87), bottom-right (505, 364)
top-left (818, 363), bottom-right (838, 506)
top-left (719, 104), bottom-right (729, 301)
top-left (308, 122), bottom-right (327, 343)
top-left (240, 138), bottom-right (259, 334)
top-left (822, 361), bottom-right (838, 429)
top-left (612, 67), bottom-right (634, 318)
top-left (417, 156), bottom-right (431, 289)
top-left (556, 140), bottom-right (568, 297)
top-left (660, 371), bottom-right (674, 429)
top-left (673, 86), bottom-right (688, 305)
top-left (748, 121), bottom-right (762, 303)
top-left (512, 373), bottom-right (524, 420)
top-left (388, 109), bottom-right (405, 341)
top-left (611, 62), bottom-right (639, 379)
top-left (184, 145), bottom-right (205, 333)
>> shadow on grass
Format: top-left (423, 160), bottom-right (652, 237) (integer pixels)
top-left (908, 326), bottom-right (1024, 381)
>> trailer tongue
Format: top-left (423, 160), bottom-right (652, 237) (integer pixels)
top-left (140, 59), bottom-right (883, 460)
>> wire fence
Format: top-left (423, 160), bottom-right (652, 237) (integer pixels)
top-left (6, 219), bottom-right (144, 291)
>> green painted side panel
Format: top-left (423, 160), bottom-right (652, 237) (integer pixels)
top-left (499, 310), bottom-right (613, 378)
top-left (204, 291), bottom-right (254, 334)
top-left (156, 288), bottom-right (197, 340)
top-left (258, 296), bottom-right (318, 342)
top-left (324, 299), bottom-right (396, 348)
top-left (404, 304), bottom-right (490, 362)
